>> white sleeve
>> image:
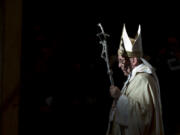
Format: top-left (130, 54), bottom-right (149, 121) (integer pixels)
top-left (115, 95), bottom-right (130, 126)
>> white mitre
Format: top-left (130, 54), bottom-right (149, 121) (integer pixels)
top-left (118, 24), bottom-right (143, 57)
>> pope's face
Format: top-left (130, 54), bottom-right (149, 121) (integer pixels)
top-left (118, 55), bottom-right (132, 76)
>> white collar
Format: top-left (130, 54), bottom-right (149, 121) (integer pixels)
top-left (129, 63), bottom-right (153, 82)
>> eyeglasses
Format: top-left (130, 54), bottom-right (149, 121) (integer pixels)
top-left (118, 57), bottom-right (130, 65)
top-left (118, 59), bottom-right (126, 65)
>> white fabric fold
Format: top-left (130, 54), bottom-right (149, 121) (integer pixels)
top-left (115, 95), bottom-right (130, 126)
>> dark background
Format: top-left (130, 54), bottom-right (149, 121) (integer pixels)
top-left (19, 1), bottom-right (180, 135)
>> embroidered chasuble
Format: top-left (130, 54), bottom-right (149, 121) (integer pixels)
top-left (107, 64), bottom-right (164, 135)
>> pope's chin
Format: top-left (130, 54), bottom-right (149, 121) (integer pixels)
top-left (122, 70), bottom-right (129, 76)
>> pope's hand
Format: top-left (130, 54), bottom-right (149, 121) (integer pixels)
top-left (110, 85), bottom-right (121, 99)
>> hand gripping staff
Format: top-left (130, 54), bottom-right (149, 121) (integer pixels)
top-left (97, 23), bottom-right (117, 135)
top-left (96, 23), bottom-right (114, 85)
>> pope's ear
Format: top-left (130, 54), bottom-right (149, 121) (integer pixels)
top-left (131, 57), bottom-right (138, 67)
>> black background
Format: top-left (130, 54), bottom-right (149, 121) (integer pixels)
top-left (19, 1), bottom-right (180, 135)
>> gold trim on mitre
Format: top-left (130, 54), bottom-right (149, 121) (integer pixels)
top-left (118, 24), bottom-right (143, 58)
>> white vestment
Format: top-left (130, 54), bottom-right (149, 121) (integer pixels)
top-left (106, 60), bottom-right (164, 135)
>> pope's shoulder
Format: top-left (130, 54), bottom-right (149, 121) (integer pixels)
top-left (133, 72), bottom-right (156, 84)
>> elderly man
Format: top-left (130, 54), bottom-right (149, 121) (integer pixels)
top-left (106, 24), bottom-right (164, 135)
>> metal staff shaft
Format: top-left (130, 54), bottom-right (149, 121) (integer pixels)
top-left (97, 23), bottom-right (114, 85)
top-left (97, 23), bottom-right (116, 135)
